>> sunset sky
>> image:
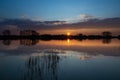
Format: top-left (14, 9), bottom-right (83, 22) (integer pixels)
top-left (0, 0), bottom-right (120, 21)
top-left (0, 0), bottom-right (120, 35)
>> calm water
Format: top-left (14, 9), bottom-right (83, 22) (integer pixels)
top-left (0, 39), bottom-right (120, 80)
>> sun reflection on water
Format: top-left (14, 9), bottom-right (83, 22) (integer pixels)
top-left (67, 39), bottom-right (70, 45)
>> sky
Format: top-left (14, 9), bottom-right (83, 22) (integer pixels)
top-left (0, 0), bottom-right (120, 21)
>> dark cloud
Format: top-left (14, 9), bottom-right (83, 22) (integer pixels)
top-left (0, 17), bottom-right (120, 35)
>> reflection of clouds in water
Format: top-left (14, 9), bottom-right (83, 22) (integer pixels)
top-left (65, 51), bottom-right (104, 60)
top-left (78, 53), bottom-right (104, 60)
top-left (0, 44), bottom-right (18, 50)
top-left (0, 46), bottom-right (120, 58)
top-left (20, 50), bottom-right (104, 61)
top-left (2, 46), bottom-right (18, 50)
top-left (20, 49), bottom-right (66, 60)
top-left (43, 49), bottom-right (66, 54)
top-left (0, 48), bottom-right (99, 60)
top-left (0, 48), bottom-right (120, 80)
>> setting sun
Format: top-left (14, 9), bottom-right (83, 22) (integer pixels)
top-left (67, 32), bottom-right (71, 36)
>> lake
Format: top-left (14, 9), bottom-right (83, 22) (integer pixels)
top-left (0, 39), bottom-right (120, 80)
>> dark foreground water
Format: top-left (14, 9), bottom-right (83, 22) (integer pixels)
top-left (0, 39), bottom-right (120, 80)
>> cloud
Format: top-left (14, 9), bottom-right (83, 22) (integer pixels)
top-left (0, 18), bottom-right (4, 22)
top-left (79, 14), bottom-right (96, 22)
top-left (21, 14), bottom-right (29, 19)
top-left (20, 14), bottom-right (44, 22)
top-left (64, 14), bottom-right (97, 23)
top-left (32, 18), bottom-right (42, 21)
top-left (64, 16), bottom-right (80, 23)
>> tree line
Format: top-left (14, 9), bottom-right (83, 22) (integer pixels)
top-left (0, 29), bottom-right (120, 40)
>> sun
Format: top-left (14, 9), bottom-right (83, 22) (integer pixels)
top-left (67, 32), bottom-right (71, 36)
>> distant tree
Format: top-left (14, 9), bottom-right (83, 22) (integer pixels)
top-left (2, 30), bottom-right (11, 36)
top-left (118, 35), bottom-right (120, 39)
top-left (32, 30), bottom-right (39, 36)
top-left (78, 34), bottom-right (83, 36)
top-left (102, 31), bottom-right (112, 37)
top-left (20, 30), bottom-right (39, 36)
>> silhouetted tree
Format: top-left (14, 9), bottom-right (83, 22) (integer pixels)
top-left (2, 30), bottom-right (11, 36)
top-left (102, 31), bottom-right (112, 37)
top-left (78, 34), bottom-right (83, 36)
top-left (118, 35), bottom-right (120, 39)
top-left (32, 30), bottom-right (39, 36)
top-left (20, 30), bottom-right (39, 36)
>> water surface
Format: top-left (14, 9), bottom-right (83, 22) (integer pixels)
top-left (0, 39), bottom-right (120, 80)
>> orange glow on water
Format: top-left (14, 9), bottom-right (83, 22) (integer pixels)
top-left (67, 39), bottom-right (70, 45)
top-left (37, 39), bottom-right (120, 47)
